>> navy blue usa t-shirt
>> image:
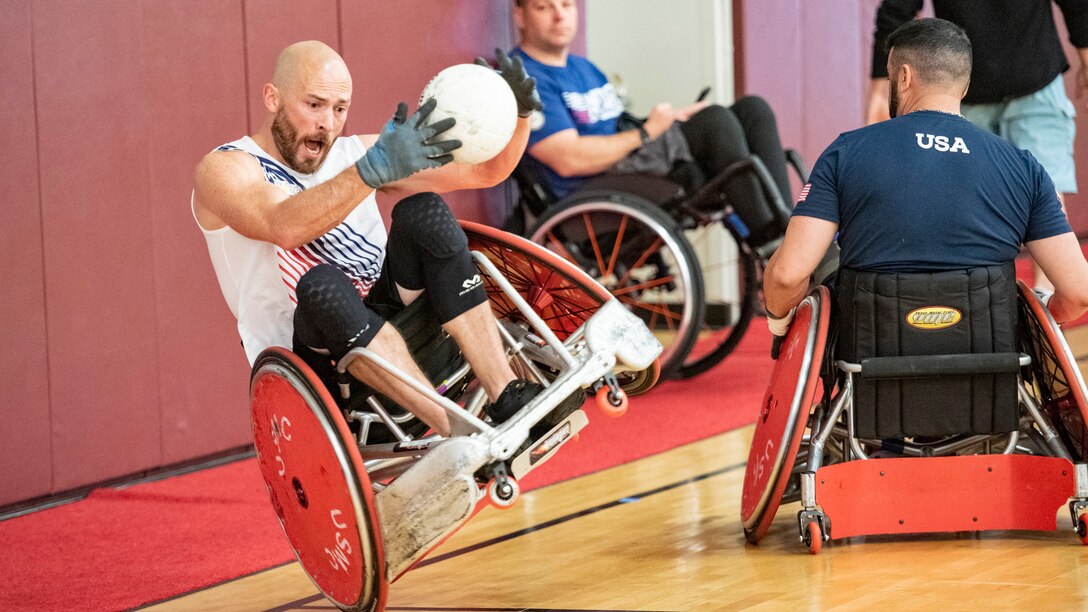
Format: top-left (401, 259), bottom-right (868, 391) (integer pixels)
top-left (794, 110), bottom-right (1069, 272)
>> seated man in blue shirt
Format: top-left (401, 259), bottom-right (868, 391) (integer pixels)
top-left (764, 18), bottom-right (1088, 342)
top-left (511, 0), bottom-right (791, 246)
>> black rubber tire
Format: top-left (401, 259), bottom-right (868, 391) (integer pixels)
top-left (530, 191), bottom-right (706, 376)
top-left (673, 220), bottom-right (757, 379)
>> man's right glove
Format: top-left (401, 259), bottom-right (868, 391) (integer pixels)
top-left (767, 306), bottom-right (796, 360)
top-left (355, 98), bottom-right (462, 188)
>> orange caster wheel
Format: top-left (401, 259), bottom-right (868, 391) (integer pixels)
top-left (803, 521), bottom-right (823, 554)
top-left (487, 476), bottom-right (519, 509)
top-left (596, 386), bottom-right (627, 417)
top-left (1077, 512), bottom-right (1088, 546)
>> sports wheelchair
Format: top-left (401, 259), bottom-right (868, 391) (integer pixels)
top-left (510, 144), bottom-right (811, 379)
top-left (249, 222), bottom-right (663, 611)
top-left (741, 270), bottom-right (1088, 554)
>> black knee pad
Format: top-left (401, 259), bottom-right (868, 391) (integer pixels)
top-left (293, 264), bottom-right (385, 360)
top-left (390, 192), bottom-right (468, 259)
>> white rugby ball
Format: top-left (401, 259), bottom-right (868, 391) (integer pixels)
top-left (419, 64), bottom-right (518, 164)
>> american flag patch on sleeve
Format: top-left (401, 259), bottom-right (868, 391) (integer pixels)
top-left (797, 183), bottom-right (811, 203)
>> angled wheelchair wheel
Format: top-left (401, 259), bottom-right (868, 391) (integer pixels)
top-left (1018, 281), bottom-right (1088, 461)
top-left (463, 220), bottom-right (660, 397)
top-left (528, 192), bottom-right (705, 376)
top-left (740, 286), bottom-right (830, 544)
top-left (674, 221), bottom-right (757, 379)
top-left (251, 347), bottom-right (387, 612)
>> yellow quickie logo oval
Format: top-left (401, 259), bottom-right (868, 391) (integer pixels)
top-left (905, 306), bottom-right (962, 330)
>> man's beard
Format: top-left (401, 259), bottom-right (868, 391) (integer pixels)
top-left (888, 78), bottom-right (900, 119)
top-left (271, 109), bottom-right (333, 174)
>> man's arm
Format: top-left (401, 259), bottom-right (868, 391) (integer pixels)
top-left (1055, 0), bottom-right (1088, 109)
top-left (1025, 231), bottom-right (1088, 322)
top-left (529, 102), bottom-right (679, 178)
top-left (195, 101), bottom-right (459, 249)
top-left (194, 151), bottom-right (374, 249)
top-left (763, 216), bottom-right (839, 318)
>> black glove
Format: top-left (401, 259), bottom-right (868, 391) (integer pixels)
top-left (354, 99), bottom-right (462, 188)
top-left (476, 48), bottom-right (541, 118)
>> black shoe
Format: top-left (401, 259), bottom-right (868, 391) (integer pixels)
top-left (484, 380), bottom-right (586, 440)
top-left (485, 380), bottom-right (545, 424)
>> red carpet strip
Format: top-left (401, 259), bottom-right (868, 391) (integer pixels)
top-left (0, 329), bottom-right (773, 611)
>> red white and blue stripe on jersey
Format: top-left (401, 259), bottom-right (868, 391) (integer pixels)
top-left (218, 144), bottom-right (383, 302)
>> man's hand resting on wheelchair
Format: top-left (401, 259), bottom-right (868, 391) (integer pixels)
top-left (767, 306), bottom-right (796, 360)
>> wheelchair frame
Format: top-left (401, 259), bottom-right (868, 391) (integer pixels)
top-left (516, 148), bottom-right (811, 379)
top-left (741, 282), bottom-right (1088, 554)
top-left (250, 222), bottom-right (663, 610)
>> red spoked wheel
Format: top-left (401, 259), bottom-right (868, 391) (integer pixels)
top-left (251, 347), bottom-right (386, 612)
top-left (595, 386), bottom-right (628, 417)
top-left (1018, 281), bottom-right (1088, 462)
top-left (463, 221), bottom-right (659, 397)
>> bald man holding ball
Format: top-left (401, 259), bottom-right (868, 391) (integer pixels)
top-left (191, 40), bottom-right (575, 437)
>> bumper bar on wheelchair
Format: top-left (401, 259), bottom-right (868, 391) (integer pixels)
top-left (837, 353), bottom-right (1030, 380)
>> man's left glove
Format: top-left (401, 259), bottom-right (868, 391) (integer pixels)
top-left (767, 307), bottom-right (796, 360)
top-left (476, 48), bottom-right (541, 118)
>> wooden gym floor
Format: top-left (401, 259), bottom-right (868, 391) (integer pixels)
top-left (146, 328), bottom-right (1088, 612)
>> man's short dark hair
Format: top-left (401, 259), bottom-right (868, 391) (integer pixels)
top-left (887, 18), bottom-right (972, 86)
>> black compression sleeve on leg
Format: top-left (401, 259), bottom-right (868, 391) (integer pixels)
top-left (386, 192), bottom-right (487, 324)
top-left (293, 264), bottom-right (385, 360)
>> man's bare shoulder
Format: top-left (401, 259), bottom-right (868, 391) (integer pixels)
top-left (193, 148), bottom-right (273, 231)
top-left (196, 148), bottom-right (263, 189)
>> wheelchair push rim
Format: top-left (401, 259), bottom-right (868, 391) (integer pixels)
top-left (1018, 280), bottom-right (1088, 461)
top-left (526, 193), bottom-right (705, 377)
top-left (740, 286), bottom-right (830, 542)
top-left (463, 220), bottom-right (661, 396)
top-left (251, 347), bottom-right (387, 612)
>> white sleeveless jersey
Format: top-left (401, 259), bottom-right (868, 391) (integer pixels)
top-left (195, 135), bottom-right (387, 365)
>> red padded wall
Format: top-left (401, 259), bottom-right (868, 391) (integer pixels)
top-left (0, 0), bottom-right (53, 506)
top-left (142, 1), bottom-right (253, 463)
top-left (243, 0), bottom-right (342, 134)
top-left (33, 0), bottom-right (163, 491)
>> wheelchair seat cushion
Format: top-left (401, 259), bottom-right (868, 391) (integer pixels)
top-left (835, 264), bottom-right (1019, 438)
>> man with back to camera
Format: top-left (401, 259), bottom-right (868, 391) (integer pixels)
top-left (866, 0), bottom-right (1088, 290)
top-left (192, 40), bottom-right (575, 437)
top-left (763, 18), bottom-right (1088, 345)
top-left (509, 0), bottom-right (793, 246)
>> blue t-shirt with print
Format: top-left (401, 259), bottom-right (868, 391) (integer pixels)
top-left (511, 47), bottom-right (625, 199)
top-left (794, 110), bottom-right (1069, 273)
